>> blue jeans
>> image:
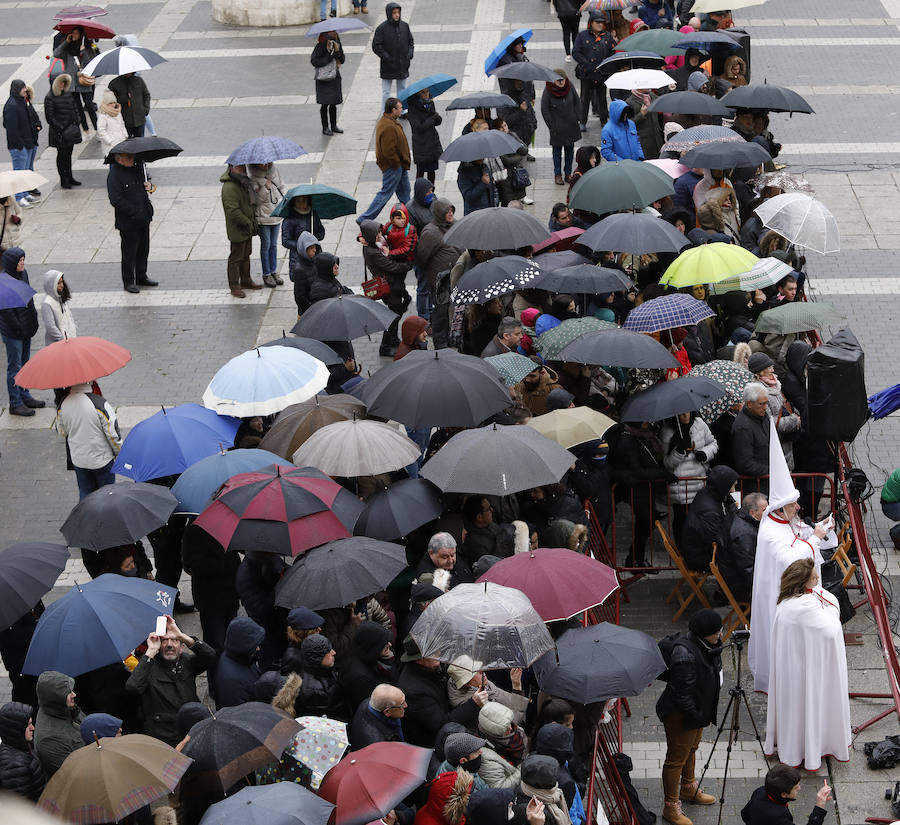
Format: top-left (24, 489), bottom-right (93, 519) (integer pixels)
top-left (357, 166), bottom-right (411, 223)
top-left (9, 148), bottom-right (31, 201)
top-left (258, 224), bottom-right (279, 276)
top-left (320, 0), bottom-right (336, 14)
top-left (414, 264), bottom-right (431, 319)
top-left (552, 144), bottom-right (575, 178)
top-left (74, 460), bottom-right (116, 500)
top-left (2, 335), bottom-right (33, 408)
top-left (381, 78), bottom-right (408, 109)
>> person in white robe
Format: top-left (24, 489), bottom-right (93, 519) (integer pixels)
top-left (764, 558), bottom-right (851, 770)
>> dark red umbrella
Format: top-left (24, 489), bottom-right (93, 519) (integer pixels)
top-left (15, 336), bottom-right (130, 390)
top-left (317, 742), bottom-right (431, 825)
top-left (476, 547), bottom-right (619, 621)
top-left (531, 226), bottom-right (585, 254)
top-left (54, 5), bottom-right (108, 18)
top-left (193, 465), bottom-right (364, 556)
top-left (54, 17), bottom-right (116, 38)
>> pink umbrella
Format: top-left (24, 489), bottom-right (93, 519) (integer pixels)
top-left (645, 158), bottom-right (690, 179)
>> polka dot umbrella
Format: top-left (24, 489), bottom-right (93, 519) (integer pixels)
top-left (451, 255), bottom-right (543, 306)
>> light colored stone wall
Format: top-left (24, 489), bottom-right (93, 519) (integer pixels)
top-left (212, 0), bottom-right (357, 27)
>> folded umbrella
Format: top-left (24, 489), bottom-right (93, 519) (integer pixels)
top-left (485, 352), bottom-right (541, 386)
top-left (531, 263), bottom-right (633, 294)
top-left (0, 542), bottom-right (69, 628)
top-left (397, 73), bottom-right (457, 103)
top-left (443, 207), bottom-right (550, 251)
top-left (723, 84), bottom-right (814, 114)
top-left (271, 184), bottom-right (356, 220)
top-left (484, 28), bottom-right (533, 74)
top-left (688, 359), bottom-right (754, 423)
top-left (754, 192), bottom-right (840, 254)
top-left (54, 17), bottom-right (115, 38)
top-left (753, 302), bottom-right (845, 334)
top-left (0, 272), bottom-right (37, 310)
top-left (104, 135), bottom-right (182, 164)
top-left (446, 91), bottom-right (516, 111)
top-left (306, 17), bottom-right (370, 36)
top-left (708, 256), bottom-right (795, 296)
top-left (569, 160), bottom-right (674, 215)
top-left (527, 407), bottom-right (616, 450)
top-left (15, 335), bottom-right (130, 390)
top-left (577, 212), bottom-right (690, 255)
top-left (622, 293), bottom-right (715, 333)
top-left (557, 329), bottom-right (680, 369)
top-left (440, 130), bottom-right (523, 163)
top-left (536, 317), bottom-right (618, 361)
top-left (680, 140), bottom-right (771, 169)
top-left (287, 717), bottom-right (348, 790)
top-left (648, 90), bottom-right (732, 117)
top-left (258, 334), bottom-right (342, 365)
top-left (605, 68), bottom-right (675, 91)
top-left (225, 136), bottom-right (305, 166)
top-left (54, 5), bottom-right (108, 18)
top-left (0, 169), bottom-right (48, 199)
top-left (451, 255), bottom-right (543, 305)
top-left (673, 30), bottom-right (741, 50)
top-left (614, 29), bottom-right (683, 56)
top-left (259, 393), bottom-right (366, 459)
top-left (291, 419), bottom-right (421, 476)
top-left (199, 782), bottom-right (334, 825)
top-left (82, 45), bottom-right (166, 76)
top-left (490, 61), bottom-right (559, 82)
top-left (291, 294), bottom-right (398, 340)
top-left (659, 242), bottom-right (758, 288)
top-left (353, 478), bottom-right (444, 540)
top-left (620, 374), bottom-right (725, 423)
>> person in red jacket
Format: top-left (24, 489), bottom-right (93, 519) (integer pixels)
top-left (382, 203), bottom-right (418, 264)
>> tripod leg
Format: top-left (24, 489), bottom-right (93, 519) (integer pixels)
top-left (716, 691), bottom-right (743, 825)
top-left (696, 691), bottom-right (736, 795)
top-left (740, 689), bottom-right (770, 764)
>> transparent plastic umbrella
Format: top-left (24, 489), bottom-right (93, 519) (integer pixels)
top-left (754, 193), bottom-right (840, 254)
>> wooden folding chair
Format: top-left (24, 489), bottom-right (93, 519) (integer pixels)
top-left (709, 544), bottom-right (751, 642)
top-left (831, 541), bottom-right (857, 588)
top-left (656, 520), bottom-right (711, 622)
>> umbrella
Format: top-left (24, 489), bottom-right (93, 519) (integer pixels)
top-left (53, 18), bottom-right (115, 38)
top-left (291, 419), bottom-right (421, 476)
top-left (600, 51), bottom-right (666, 70)
top-left (451, 255), bottom-right (543, 305)
top-left (659, 242), bottom-right (758, 288)
top-left (532, 229), bottom-right (587, 255)
top-left (0, 542), bottom-right (69, 627)
top-left (398, 73), bottom-right (457, 103)
top-left (353, 478), bottom-right (444, 540)
top-left (527, 407), bottom-right (616, 450)
top-left (689, 359), bottom-right (754, 423)
top-left (81, 46), bottom-right (166, 76)
top-left (645, 158), bottom-right (690, 179)
top-left (259, 394), bottom-right (366, 459)
top-left (569, 160), bottom-right (674, 214)
top-left (193, 465), bottom-right (363, 557)
top-left (754, 302), bottom-right (845, 334)
top-left (318, 742), bottom-right (431, 825)
top-left (708, 256), bottom-right (795, 296)
top-left (477, 547), bottom-right (618, 621)
top-left (171, 448), bottom-right (293, 515)
top-left (287, 717), bottom-right (348, 789)
top-left (440, 130), bottom-right (523, 163)
top-left (0, 272), bottom-right (37, 310)
top-left (225, 137), bottom-right (306, 166)
top-left (577, 212), bottom-right (690, 255)
top-left (105, 135), bottom-right (182, 164)
top-left (620, 374), bottom-right (725, 422)
top-left (199, 782), bottom-right (334, 825)
top-left (271, 184), bottom-right (356, 220)
top-left (614, 29), bottom-right (683, 56)
top-left (446, 91), bottom-right (516, 111)
top-left (0, 169), bottom-right (48, 199)
top-left (54, 6), bottom-right (108, 18)
top-left (532, 249), bottom-right (591, 270)
top-left (490, 61), bottom-right (559, 83)
top-left (202, 346), bottom-right (329, 417)
top-left (112, 403), bottom-right (240, 482)
top-left (536, 317), bottom-right (619, 361)
top-left (557, 329), bottom-right (680, 369)
top-left (258, 334), bottom-right (342, 365)
top-left (306, 17), bottom-right (370, 36)
top-left (274, 537), bottom-right (407, 610)
top-left (869, 384), bottom-right (900, 421)
top-left (23, 575), bottom-right (178, 676)
top-left (754, 171), bottom-right (814, 196)
top-left (622, 293), bottom-right (715, 333)
top-left (181, 702), bottom-right (301, 794)
top-left (353, 348), bottom-right (512, 429)
top-left (680, 140), bottom-right (771, 169)
top-left (673, 30), bottom-right (741, 50)
top-left (532, 622), bottom-right (666, 704)
top-left (291, 295), bottom-right (398, 340)
top-left (38, 734), bottom-right (192, 825)
top-left (754, 193), bottom-right (840, 254)
top-left (15, 335), bottom-right (130, 389)
top-left (419, 423), bottom-right (574, 495)
top-left (484, 28), bottom-right (533, 74)
top-left (584, 0), bottom-right (631, 9)
top-left (605, 68), bottom-right (675, 91)
top-left (648, 91), bottom-right (732, 117)
top-left (692, 0), bottom-right (764, 9)
top-left (531, 263), bottom-right (632, 294)
top-left (410, 581), bottom-right (554, 668)
top-left (660, 124), bottom-right (743, 154)
top-left (723, 84), bottom-right (814, 114)
top-left (443, 207), bottom-right (550, 250)
top-left (485, 352), bottom-right (541, 386)
top-left (61, 483), bottom-right (177, 551)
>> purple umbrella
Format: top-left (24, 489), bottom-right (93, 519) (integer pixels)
top-left (0, 273), bottom-right (36, 310)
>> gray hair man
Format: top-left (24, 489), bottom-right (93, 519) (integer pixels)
top-left (732, 382), bottom-right (771, 479)
top-left (414, 532), bottom-right (471, 589)
top-left (349, 683), bottom-right (407, 750)
top-left (480, 316), bottom-right (524, 358)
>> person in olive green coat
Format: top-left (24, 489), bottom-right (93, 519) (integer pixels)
top-left (33, 671), bottom-right (85, 777)
top-left (220, 164), bottom-right (260, 298)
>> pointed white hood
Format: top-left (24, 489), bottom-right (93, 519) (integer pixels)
top-left (763, 415), bottom-right (798, 517)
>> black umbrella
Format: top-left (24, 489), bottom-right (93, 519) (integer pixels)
top-left (723, 84), bottom-right (814, 114)
top-left (0, 542), bottom-right (69, 627)
top-left (532, 622), bottom-right (666, 704)
top-left (199, 783), bottom-right (335, 825)
top-left (291, 295), bottom-right (398, 341)
top-left (104, 136), bottom-right (183, 164)
top-left (557, 329), bottom-right (680, 369)
top-left (354, 348), bottom-right (511, 428)
top-left (259, 334), bottom-right (342, 366)
top-left (648, 91), bottom-right (732, 117)
top-left (532, 250), bottom-right (591, 270)
top-left (620, 374), bottom-right (725, 422)
top-left (452, 255), bottom-right (543, 305)
top-left (443, 207), bottom-right (550, 251)
top-left (440, 130), bottom-right (523, 163)
top-left (531, 263), bottom-right (632, 294)
top-left (600, 50), bottom-right (666, 70)
top-left (447, 91), bottom-right (516, 111)
top-left (354, 478), bottom-right (444, 540)
top-left (61, 483), bottom-right (178, 551)
top-left (577, 212), bottom-right (690, 255)
top-left (490, 61), bottom-right (559, 82)
top-left (681, 140), bottom-right (771, 169)
top-left (274, 537), bottom-right (408, 610)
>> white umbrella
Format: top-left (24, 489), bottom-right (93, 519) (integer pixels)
top-left (291, 419), bottom-right (421, 476)
top-left (708, 257), bottom-right (795, 296)
top-left (605, 68), bottom-right (675, 91)
top-left (754, 193), bottom-right (840, 254)
top-left (691, 0), bottom-right (764, 11)
top-left (82, 46), bottom-right (166, 77)
top-left (0, 170), bottom-right (48, 199)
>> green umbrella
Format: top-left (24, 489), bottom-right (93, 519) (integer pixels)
top-left (271, 184), bottom-right (357, 220)
top-left (754, 302), bottom-right (845, 335)
top-left (569, 160), bottom-right (674, 215)
top-left (485, 352), bottom-right (540, 386)
top-left (536, 317), bottom-right (618, 361)
top-left (688, 360), bottom-right (753, 423)
top-left (614, 29), bottom-right (684, 56)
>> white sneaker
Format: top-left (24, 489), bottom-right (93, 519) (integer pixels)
top-left (564, 55), bottom-right (572, 62)
top-left (16, 197), bottom-right (34, 209)
top-left (522, 196), bottom-right (534, 205)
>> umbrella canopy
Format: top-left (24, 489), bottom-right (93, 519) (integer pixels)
top-left (490, 61), bottom-right (559, 82)
top-left (291, 294), bottom-right (398, 340)
top-left (680, 140), bottom-right (771, 169)
top-left (15, 335), bottom-right (130, 389)
top-left (170, 448), bottom-right (293, 515)
top-left (531, 263), bottom-right (633, 294)
top-left (527, 406), bottom-right (616, 450)
top-left (620, 374), bottom-right (726, 423)
top-left (291, 419), bottom-right (421, 476)
top-left (451, 255), bottom-right (543, 305)
top-left (199, 782), bottom-right (334, 825)
top-left (54, 6), bottom-right (108, 19)
top-left (0, 170), bottom-right (48, 199)
top-left (659, 242), bottom-right (758, 288)
top-left (723, 84), bottom-right (814, 114)
top-left (274, 537), bottom-right (408, 610)
top-left (673, 30), bottom-right (741, 50)
top-left (446, 91), bottom-right (516, 111)
top-left (61, 483), bottom-right (177, 551)
top-left (578, 212), bottom-right (690, 255)
top-left (112, 403), bottom-right (240, 482)
top-left (532, 622), bottom-right (666, 704)
top-left (225, 137), bottom-right (305, 166)
top-left (259, 394), bottom-right (366, 459)
top-left (419, 423), bottom-right (574, 495)
top-left (532, 228), bottom-right (587, 255)
top-left (105, 135), bottom-right (182, 164)
top-left (410, 581), bottom-right (554, 668)
top-left (202, 346), bottom-right (329, 418)
top-left (38, 734), bottom-right (192, 825)
top-left (353, 348), bottom-right (514, 429)
top-left (569, 160), bottom-right (674, 214)
top-left (622, 293), bottom-right (715, 333)
top-left (353, 478), bottom-right (444, 540)
top-left (645, 158), bottom-right (690, 179)
top-left (689, 359), bottom-right (754, 423)
top-left (477, 548), bottom-right (618, 621)
top-left (754, 170), bottom-right (814, 195)
top-left (536, 317), bottom-right (619, 361)
top-left (288, 717), bottom-right (348, 790)
top-left (258, 334), bottom-right (342, 365)
top-left (0, 542), bottom-right (69, 628)
top-left (271, 184), bottom-right (356, 220)
top-left (23, 575), bottom-right (178, 676)
top-left (754, 302), bottom-right (845, 334)
top-left (485, 352), bottom-right (541, 386)
top-left (605, 68), bottom-right (675, 91)
top-left (0, 272), bottom-right (37, 310)
top-left (534, 250), bottom-right (591, 270)
top-left (648, 91), bottom-right (732, 117)
top-left (318, 742), bottom-right (431, 825)
top-left (614, 29), bottom-right (683, 56)
top-left (398, 73), bottom-right (457, 103)
top-left (484, 28), bottom-right (533, 74)
top-left (660, 124), bottom-right (742, 154)
top-left (708, 256), bottom-right (794, 296)
top-left (754, 193), bottom-right (840, 254)
top-left (82, 45), bottom-right (166, 76)
top-left (440, 130), bottom-right (523, 164)
top-left (443, 207), bottom-right (550, 250)
top-left (585, 0), bottom-right (631, 9)
top-left (557, 329), bottom-right (680, 369)
top-left (306, 16), bottom-right (370, 36)
top-left (53, 17), bottom-right (115, 38)
top-left (600, 51), bottom-right (666, 70)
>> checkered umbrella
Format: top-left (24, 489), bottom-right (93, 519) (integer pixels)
top-left (689, 359), bottom-right (754, 423)
top-left (622, 294), bottom-right (714, 334)
top-left (452, 255), bottom-right (543, 305)
top-left (485, 352), bottom-right (540, 386)
top-left (708, 257), bottom-right (795, 296)
top-left (536, 317), bottom-right (618, 361)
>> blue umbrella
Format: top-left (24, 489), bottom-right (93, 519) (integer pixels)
top-left (23, 574), bottom-right (178, 676)
top-left (112, 403), bottom-right (240, 482)
top-left (271, 184), bottom-right (357, 220)
top-left (869, 384), bottom-right (900, 420)
top-left (305, 17), bottom-right (370, 37)
top-left (0, 273), bottom-right (36, 310)
top-left (398, 73), bottom-right (458, 103)
top-left (171, 448), bottom-right (293, 514)
top-left (622, 293), bottom-right (715, 334)
top-left (225, 137), bottom-right (306, 167)
top-left (484, 28), bottom-right (533, 74)
top-left (673, 30), bottom-right (741, 50)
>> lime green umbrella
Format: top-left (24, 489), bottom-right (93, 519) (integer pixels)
top-left (614, 29), bottom-right (684, 56)
top-left (754, 302), bottom-right (845, 334)
top-left (659, 243), bottom-right (758, 288)
top-left (536, 317), bottom-right (618, 361)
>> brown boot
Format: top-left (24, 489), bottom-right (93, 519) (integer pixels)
top-left (230, 287), bottom-right (246, 298)
top-left (662, 801), bottom-right (693, 825)
top-left (243, 280), bottom-right (264, 290)
top-left (680, 782), bottom-right (716, 805)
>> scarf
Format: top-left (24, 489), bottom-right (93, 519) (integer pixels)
top-left (520, 782), bottom-right (572, 825)
top-left (484, 724), bottom-right (526, 765)
top-left (546, 79), bottom-right (570, 98)
top-left (99, 100), bottom-right (121, 117)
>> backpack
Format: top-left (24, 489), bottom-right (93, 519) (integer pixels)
top-left (656, 631), bottom-right (687, 682)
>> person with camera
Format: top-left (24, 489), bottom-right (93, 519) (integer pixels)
top-left (742, 764), bottom-right (832, 825)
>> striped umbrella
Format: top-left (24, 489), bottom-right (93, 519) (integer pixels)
top-left (708, 257), bottom-right (795, 296)
top-left (689, 360), bottom-right (754, 423)
top-left (623, 294), bottom-right (714, 334)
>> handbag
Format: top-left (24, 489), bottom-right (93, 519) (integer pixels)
top-left (315, 59), bottom-right (338, 82)
top-left (61, 122), bottom-right (82, 145)
top-left (512, 166), bottom-right (531, 189)
top-left (362, 275), bottom-right (391, 300)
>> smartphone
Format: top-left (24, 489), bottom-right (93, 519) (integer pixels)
top-left (155, 616), bottom-right (167, 636)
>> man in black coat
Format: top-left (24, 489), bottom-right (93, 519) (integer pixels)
top-left (348, 684), bottom-right (407, 750)
top-left (0, 247), bottom-right (42, 416)
top-left (414, 532), bottom-right (472, 590)
top-left (572, 12), bottom-right (614, 128)
top-left (372, 3), bottom-right (414, 108)
top-left (742, 764), bottom-right (832, 825)
top-left (106, 152), bottom-right (158, 293)
top-left (680, 465), bottom-right (739, 572)
top-left (3, 80), bottom-right (40, 207)
top-left (213, 616), bottom-right (265, 709)
top-left (0, 701), bottom-right (46, 800)
top-left (460, 496), bottom-right (505, 566)
top-left (338, 621), bottom-right (396, 712)
top-left (731, 382), bottom-right (771, 483)
top-left (719, 492), bottom-right (767, 602)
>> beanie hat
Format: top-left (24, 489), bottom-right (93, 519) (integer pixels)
top-left (287, 606), bottom-right (324, 630)
top-left (252, 671), bottom-right (287, 704)
top-left (444, 731), bottom-right (487, 766)
top-left (411, 582), bottom-right (444, 603)
top-left (478, 702), bottom-right (514, 737)
top-left (688, 71), bottom-right (709, 93)
top-left (472, 554), bottom-right (501, 578)
top-left (688, 608), bottom-right (723, 637)
top-left (80, 713), bottom-right (122, 744)
top-left (663, 121), bottom-right (684, 141)
top-left (447, 654), bottom-right (484, 689)
top-left (546, 388), bottom-right (574, 411)
top-left (521, 754), bottom-right (560, 789)
top-left (300, 633), bottom-right (333, 664)
top-left (747, 352), bottom-right (775, 374)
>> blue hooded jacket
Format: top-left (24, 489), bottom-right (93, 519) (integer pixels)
top-left (600, 100), bottom-right (644, 163)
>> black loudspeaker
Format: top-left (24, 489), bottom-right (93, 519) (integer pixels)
top-left (806, 328), bottom-right (869, 443)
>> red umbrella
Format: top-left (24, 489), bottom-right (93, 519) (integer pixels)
top-left (318, 742), bottom-right (431, 825)
top-left (531, 226), bottom-right (585, 254)
top-left (54, 17), bottom-right (116, 38)
top-left (194, 465), bottom-right (364, 556)
top-left (476, 547), bottom-right (619, 621)
top-left (15, 336), bottom-right (131, 390)
top-left (54, 5), bottom-right (108, 18)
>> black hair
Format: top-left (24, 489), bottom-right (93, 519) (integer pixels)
top-left (384, 96), bottom-right (401, 114)
top-left (551, 202), bottom-right (569, 218)
top-left (462, 494), bottom-right (489, 523)
top-left (764, 764), bottom-right (801, 798)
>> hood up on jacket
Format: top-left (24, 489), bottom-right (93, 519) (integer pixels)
top-left (51, 73), bottom-right (72, 96)
top-left (359, 219), bottom-right (382, 246)
top-left (574, 145), bottom-right (599, 174)
top-left (414, 177), bottom-right (435, 206)
top-left (224, 616), bottom-right (265, 662)
top-left (0, 701), bottom-right (33, 752)
top-left (295, 230), bottom-right (321, 257)
top-left (533, 722), bottom-right (575, 765)
top-left (2, 246), bottom-right (25, 278)
top-left (785, 340), bottom-right (812, 383)
top-left (705, 464), bottom-right (739, 501)
top-left (431, 197), bottom-right (455, 229)
top-left (9, 79), bottom-right (25, 98)
top-left (313, 251), bottom-right (339, 279)
top-left (400, 315), bottom-right (429, 347)
top-left (385, 1), bottom-right (402, 20)
top-left (36, 671), bottom-right (75, 718)
top-left (387, 201), bottom-right (411, 228)
top-left (351, 621), bottom-right (391, 665)
top-left (43, 269), bottom-right (65, 299)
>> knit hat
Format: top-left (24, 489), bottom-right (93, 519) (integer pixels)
top-left (80, 713), bottom-right (122, 744)
top-left (521, 754), bottom-right (560, 789)
top-left (663, 121), bottom-right (684, 141)
top-left (478, 701), bottom-right (514, 737)
top-left (688, 71), bottom-right (709, 93)
top-left (553, 68), bottom-right (567, 80)
top-left (688, 608), bottom-right (723, 637)
top-left (300, 633), bottom-right (333, 664)
top-left (287, 606), bottom-right (324, 630)
top-left (546, 388), bottom-right (574, 411)
top-left (747, 352), bottom-right (775, 374)
top-left (447, 654), bottom-right (484, 689)
top-left (253, 671), bottom-right (287, 703)
top-left (444, 731), bottom-right (487, 766)
top-left (411, 582), bottom-right (443, 603)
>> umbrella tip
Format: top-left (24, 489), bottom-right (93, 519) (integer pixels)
top-left (93, 731), bottom-right (101, 747)
top-left (256, 348), bottom-right (261, 358)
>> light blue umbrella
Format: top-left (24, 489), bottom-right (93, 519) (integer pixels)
top-left (225, 136), bottom-right (306, 166)
top-left (484, 28), bottom-right (533, 74)
top-left (271, 184), bottom-right (356, 220)
top-left (305, 17), bottom-right (370, 36)
top-left (398, 73), bottom-right (458, 103)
